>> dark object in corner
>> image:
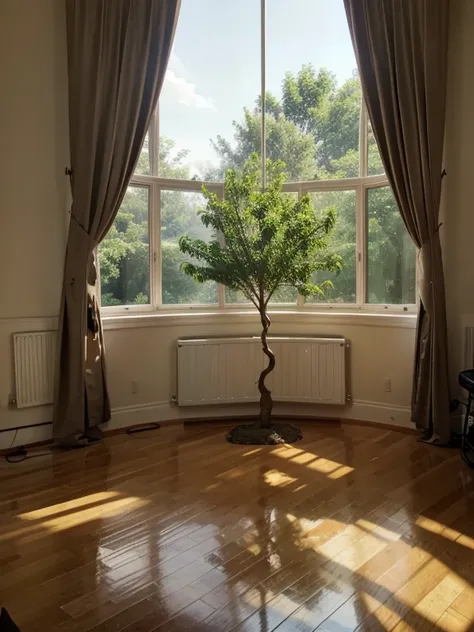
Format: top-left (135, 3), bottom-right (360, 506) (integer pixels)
top-left (227, 421), bottom-right (301, 445)
top-left (0, 608), bottom-right (21, 631)
top-left (458, 369), bottom-right (474, 467)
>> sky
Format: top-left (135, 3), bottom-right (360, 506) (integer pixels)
top-left (159, 0), bottom-right (358, 176)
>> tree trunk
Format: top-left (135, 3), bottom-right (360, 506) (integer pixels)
top-left (258, 307), bottom-right (275, 428)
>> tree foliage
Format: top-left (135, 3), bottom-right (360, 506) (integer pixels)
top-left (179, 154), bottom-right (341, 307)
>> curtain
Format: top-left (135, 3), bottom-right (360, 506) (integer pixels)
top-left (53, 0), bottom-right (181, 446)
top-left (344, 0), bottom-right (451, 444)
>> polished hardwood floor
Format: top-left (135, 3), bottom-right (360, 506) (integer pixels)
top-left (1, 421), bottom-right (473, 632)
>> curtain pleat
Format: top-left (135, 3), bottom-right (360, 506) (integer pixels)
top-left (344, 0), bottom-right (451, 444)
top-left (53, 0), bottom-right (181, 446)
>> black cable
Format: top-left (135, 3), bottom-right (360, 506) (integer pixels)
top-left (0, 421), bottom-right (52, 435)
top-left (5, 447), bottom-right (28, 464)
top-left (3, 426), bottom-right (51, 464)
top-left (126, 423), bottom-right (160, 435)
top-left (4, 428), bottom-right (28, 463)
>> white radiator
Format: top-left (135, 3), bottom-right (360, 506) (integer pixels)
top-left (13, 331), bottom-right (57, 408)
top-left (177, 337), bottom-right (347, 406)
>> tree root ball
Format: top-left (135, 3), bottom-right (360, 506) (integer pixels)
top-left (226, 422), bottom-right (302, 445)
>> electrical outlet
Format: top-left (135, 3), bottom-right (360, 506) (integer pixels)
top-left (384, 378), bottom-right (392, 393)
top-left (131, 380), bottom-right (139, 395)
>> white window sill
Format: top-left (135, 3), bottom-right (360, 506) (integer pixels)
top-left (102, 309), bottom-right (417, 331)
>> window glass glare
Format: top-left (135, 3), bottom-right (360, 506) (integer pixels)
top-left (267, 0), bottom-right (360, 182)
top-left (99, 186), bottom-right (150, 306)
top-left (161, 190), bottom-right (218, 305)
top-left (158, 0), bottom-right (260, 180)
top-left (367, 187), bottom-right (416, 304)
top-left (305, 190), bottom-right (357, 304)
top-left (367, 119), bottom-right (385, 176)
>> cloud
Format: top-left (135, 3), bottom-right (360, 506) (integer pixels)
top-left (164, 68), bottom-right (217, 112)
top-left (168, 52), bottom-right (185, 76)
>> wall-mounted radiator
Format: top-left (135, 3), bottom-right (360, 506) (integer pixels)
top-left (13, 331), bottom-right (57, 408)
top-left (177, 336), bottom-right (347, 406)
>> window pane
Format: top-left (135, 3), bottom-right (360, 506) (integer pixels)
top-left (268, 191), bottom-right (299, 304)
top-left (225, 284), bottom-right (297, 306)
top-left (161, 190), bottom-right (218, 305)
top-left (266, 0), bottom-right (360, 181)
top-left (305, 190), bottom-right (356, 303)
top-left (99, 186), bottom-right (150, 306)
top-left (224, 191), bottom-right (299, 306)
top-left (134, 132), bottom-right (150, 176)
top-left (159, 0), bottom-right (260, 181)
top-left (367, 118), bottom-right (385, 176)
top-left (225, 288), bottom-right (252, 305)
top-left (367, 187), bottom-right (416, 304)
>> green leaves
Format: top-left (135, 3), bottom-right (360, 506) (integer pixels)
top-left (179, 155), bottom-right (341, 307)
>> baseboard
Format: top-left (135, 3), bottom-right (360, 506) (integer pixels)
top-left (347, 399), bottom-right (412, 429)
top-left (0, 398), bottom-right (415, 453)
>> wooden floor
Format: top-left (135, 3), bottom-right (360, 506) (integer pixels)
top-left (1, 421), bottom-right (474, 632)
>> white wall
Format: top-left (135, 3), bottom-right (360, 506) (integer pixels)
top-left (0, 0), bottom-right (421, 449)
top-left (0, 0), bottom-right (69, 439)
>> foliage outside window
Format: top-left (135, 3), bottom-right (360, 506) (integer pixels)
top-left (99, 0), bottom-right (416, 312)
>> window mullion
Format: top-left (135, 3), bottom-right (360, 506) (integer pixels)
top-left (297, 183), bottom-right (305, 307)
top-left (359, 99), bottom-right (368, 179)
top-left (149, 109), bottom-right (159, 177)
top-left (260, 0), bottom-right (266, 187)
top-left (152, 181), bottom-right (162, 308)
top-left (356, 183), bottom-right (366, 307)
top-left (218, 184), bottom-right (225, 308)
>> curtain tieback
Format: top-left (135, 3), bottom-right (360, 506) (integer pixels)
top-left (418, 223), bottom-right (443, 253)
top-left (70, 212), bottom-right (89, 236)
top-left (417, 224), bottom-right (443, 312)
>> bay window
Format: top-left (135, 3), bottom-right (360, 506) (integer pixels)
top-left (99, 0), bottom-right (416, 313)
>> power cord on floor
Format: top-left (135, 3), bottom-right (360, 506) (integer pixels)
top-left (2, 421), bottom-right (160, 463)
top-left (4, 429), bottom-right (28, 463)
top-left (126, 423), bottom-right (160, 435)
top-left (4, 429), bottom-right (51, 464)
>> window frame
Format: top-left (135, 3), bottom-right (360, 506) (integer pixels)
top-left (101, 1), bottom-right (416, 316)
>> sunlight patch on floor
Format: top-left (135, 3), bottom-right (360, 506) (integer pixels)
top-left (3, 496), bottom-right (150, 539)
top-left (242, 448), bottom-right (263, 456)
top-left (271, 446), bottom-right (354, 478)
top-left (416, 515), bottom-right (462, 542)
top-left (271, 446), bottom-right (304, 459)
top-left (356, 518), bottom-right (402, 542)
top-left (411, 573), bottom-right (467, 628)
top-left (456, 534), bottom-right (474, 551)
top-left (263, 469), bottom-right (298, 487)
top-left (286, 512), bottom-right (325, 536)
top-left (417, 515), bottom-right (474, 550)
top-left (328, 464), bottom-right (354, 479)
top-left (18, 491), bottom-right (120, 520)
top-left (363, 592), bottom-right (402, 630)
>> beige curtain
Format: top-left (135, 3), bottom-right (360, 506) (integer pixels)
top-left (344, 0), bottom-right (451, 444)
top-left (54, 0), bottom-right (180, 446)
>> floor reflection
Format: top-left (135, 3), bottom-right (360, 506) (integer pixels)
top-left (0, 422), bottom-right (473, 632)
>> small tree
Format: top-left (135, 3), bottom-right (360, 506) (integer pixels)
top-left (179, 155), bottom-right (342, 444)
